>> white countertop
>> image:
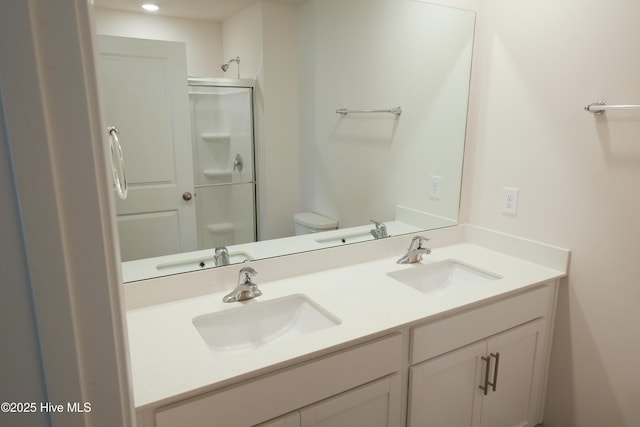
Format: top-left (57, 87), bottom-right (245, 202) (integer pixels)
top-left (126, 240), bottom-right (567, 409)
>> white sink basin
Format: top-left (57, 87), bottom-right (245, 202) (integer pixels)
top-left (156, 252), bottom-right (252, 274)
top-left (193, 294), bottom-right (341, 353)
top-left (387, 260), bottom-right (501, 295)
top-left (315, 231), bottom-right (374, 246)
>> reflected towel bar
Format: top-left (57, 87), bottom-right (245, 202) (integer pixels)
top-left (584, 101), bottom-right (640, 114)
top-left (336, 107), bottom-right (402, 116)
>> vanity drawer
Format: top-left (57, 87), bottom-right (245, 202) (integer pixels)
top-left (411, 284), bottom-right (552, 364)
top-left (155, 333), bottom-right (402, 427)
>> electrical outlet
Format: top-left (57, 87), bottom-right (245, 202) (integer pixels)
top-left (502, 187), bottom-right (519, 215)
top-left (429, 175), bottom-right (442, 199)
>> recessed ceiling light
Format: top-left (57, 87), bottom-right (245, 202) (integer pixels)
top-left (141, 3), bottom-right (159, 12)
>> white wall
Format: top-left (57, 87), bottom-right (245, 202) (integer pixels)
top-left (221, 1), bottom-right (301, 240)
top-left (259, 1), bottom-right (301, 238)
top-left (0, 75), bottom-right (49, 427)
top-left (298, 0), bottom-right (474, 229)
top-left (94, 8), bottom-right (223, 77)
top-left (463, 0), bottom-right (640, 425)
top-left (221, 3), bottom-right (263, 79)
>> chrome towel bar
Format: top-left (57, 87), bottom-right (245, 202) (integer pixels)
top-left (336, 107), bottom-right (402, 116)
top-left (584, 101), bottom-right (640, 114)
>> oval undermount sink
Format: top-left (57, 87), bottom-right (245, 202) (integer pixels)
top-left (193, 294), bottom-right (341, 354)
top-left (387, 260), bottom-right (502, 295)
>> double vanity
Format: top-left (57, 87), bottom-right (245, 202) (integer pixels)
top-left (125, 225), bottom-right (569, 427)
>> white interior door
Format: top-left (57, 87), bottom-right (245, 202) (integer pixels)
top-left (97, 35), bottom-right (196, 261)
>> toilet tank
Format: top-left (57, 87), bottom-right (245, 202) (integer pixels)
top-left (293, 212), bottom-right (338, 235)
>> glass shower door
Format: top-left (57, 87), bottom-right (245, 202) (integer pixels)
top-left (188, 80), bottom-right (256, 249)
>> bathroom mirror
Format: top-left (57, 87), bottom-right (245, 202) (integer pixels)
top-left (93, 0), bottom-right (476, 282)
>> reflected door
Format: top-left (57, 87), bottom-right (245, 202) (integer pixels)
top-left (98, 35), bottom-right (197, 261)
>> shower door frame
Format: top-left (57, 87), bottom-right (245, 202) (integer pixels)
top-left (187, 77), bottom-right (259, 246)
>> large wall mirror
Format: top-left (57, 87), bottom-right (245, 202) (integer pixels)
top-left (93, 0), bottom-right (476, 282)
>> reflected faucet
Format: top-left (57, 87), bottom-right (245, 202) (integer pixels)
top-left (370, 219), bottom-right (388, 239)
top-left (222, 266), bottom-right (261, 303)
top-left (214, 243), bottom-right (230, 267)
top-left (397, 236), bottom-right (431, 264)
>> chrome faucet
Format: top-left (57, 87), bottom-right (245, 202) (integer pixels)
top-left (370, 219), bottom-right (388, 239)
top-left (397, 236), bottom-right (431, 264)
top-left (214, 243), bottom-right (230, 267)
top-left (222, 266), bottom-right (261, 303)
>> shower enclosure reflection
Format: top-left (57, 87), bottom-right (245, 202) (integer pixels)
top-left (189, 79), bottom-right (257, 251)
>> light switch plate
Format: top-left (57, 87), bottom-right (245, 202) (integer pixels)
top-left (502, 187), bottom-right (519, 215)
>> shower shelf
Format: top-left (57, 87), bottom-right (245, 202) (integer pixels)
top-left (207, 223), bottom-right (235, 234)
top-left (203, 169), bottom-right (232, 180)
top-left (201, 132), bottom-right (231, 143)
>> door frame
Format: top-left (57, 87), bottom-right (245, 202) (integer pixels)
top-left (1, 1), bottom-right (134, 426)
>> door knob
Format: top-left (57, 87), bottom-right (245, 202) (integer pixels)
top-left (182, 192), bottom-right (193, 201)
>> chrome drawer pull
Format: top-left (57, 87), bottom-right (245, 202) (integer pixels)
top-left (479, 356), bottom-right (490, 396)
top-left (488, 352), bottom-right (500, 392)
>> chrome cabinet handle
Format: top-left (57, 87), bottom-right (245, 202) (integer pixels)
top-left (479, 356), bottom-right (491, 396)
top-left (488, 352), bottom-right (500, 392)
top-left (108, 127), bottom-right (128, 199)
top-left (479, 352), bottom-right (500, 395)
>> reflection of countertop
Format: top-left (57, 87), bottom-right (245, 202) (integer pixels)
top-left (121, 220), bottom-right (424, 282)
top-left (125, 225), bottom-right (569, 410)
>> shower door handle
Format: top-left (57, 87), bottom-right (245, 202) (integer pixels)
top-left (233, 154), bottom-right (244, 172)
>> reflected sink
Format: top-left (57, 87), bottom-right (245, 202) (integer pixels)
top-left (315, 231), bottom-right (374, 246)
top-left (193, 294), bottom-right (341, 353)
top-left (387, 260), bottom-right (501, 295)
top-left (156, 252), bottom-right (252, 274)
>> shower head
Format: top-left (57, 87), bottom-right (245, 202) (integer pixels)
top-left (221, 56), bottom-right (240, 78)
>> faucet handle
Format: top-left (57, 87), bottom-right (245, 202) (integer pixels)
top-left (238, 266), bottom-right (258, 284)
top-left (411, 235), bottom-right (430, 248)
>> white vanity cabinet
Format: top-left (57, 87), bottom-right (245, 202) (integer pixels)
top-left (407, 284), bottom-right (555, 427)
top-left (153, 334), bottom-right (403, 427)
top-left (256, 412), bottom-right (300, 427)
top-left (141, 283), bottom-right (557, 427)
top-left (256, 375), bottom-right (401, 427)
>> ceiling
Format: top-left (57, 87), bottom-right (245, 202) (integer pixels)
top-left (93, 0), bottom-right (305, 22)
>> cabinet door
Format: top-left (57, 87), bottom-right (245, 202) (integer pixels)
top-left (408, 341), bottom-right (485, 427)
top-left (300, 375), bottom-right (401, 427)
top-left (480, 319), bottom-right (546, 427)
top-left (255, 412), bottom-right (300, 427)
